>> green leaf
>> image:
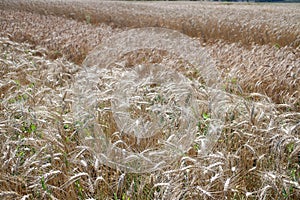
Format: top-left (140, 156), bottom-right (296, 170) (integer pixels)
top-left (41, 176), bottom-right (47, 191)
top-left (114, 193), bottom-right (118, 200)
top-left (29, 123), bottom-right (37, 133)
top-left (202, 113), bottom-right (210, 120)
top-left (63, 124), bottom-right (70, 130)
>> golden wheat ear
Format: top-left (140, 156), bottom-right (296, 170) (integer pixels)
top-left (73, 27), bottom-right (226, 173)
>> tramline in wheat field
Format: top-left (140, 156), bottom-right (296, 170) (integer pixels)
top-left (0, 0), bottom-right (299, 199)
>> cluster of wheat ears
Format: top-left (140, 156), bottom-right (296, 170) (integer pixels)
top-left (0, 1), bottom-right (299, 199)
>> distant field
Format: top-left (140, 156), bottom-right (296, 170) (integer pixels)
top-left (1, 0), bottom-right (299, 48)
top-left (0, 1), bottom-right (299, 199)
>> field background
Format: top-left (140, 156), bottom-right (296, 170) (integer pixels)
top-left (0, 1), bottom-right (299, 199)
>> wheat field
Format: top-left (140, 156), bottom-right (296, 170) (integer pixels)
top-left (0, 1), bottom-right (299, 199)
